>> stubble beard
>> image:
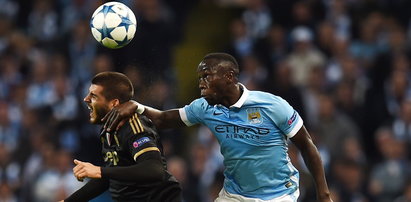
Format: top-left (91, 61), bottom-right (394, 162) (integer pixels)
top-left (90, 105), bottom-right (110, 125)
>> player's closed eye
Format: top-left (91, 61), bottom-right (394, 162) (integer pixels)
top-left (199, 75), bottom-right (211, 82)
top-left (89, 93), bottom-right (98, 101)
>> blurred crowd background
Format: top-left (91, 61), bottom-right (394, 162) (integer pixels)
top-left (0, 0), bottom-right (411, 201)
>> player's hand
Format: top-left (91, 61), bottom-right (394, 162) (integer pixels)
top-left (73, 159), bottom-right (102, 179)
top-left (102, 100), bottom-right (138, 132)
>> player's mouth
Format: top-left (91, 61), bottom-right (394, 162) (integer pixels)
top-left (199, 84), bottom-right (208, 96)
top-left (200, 87), bottom-right (209, 97)
top-left (87, 105), bottom-right (94, 116)
top-left (201, 92), bottom-right (210, 99)
top-left (200, 91), bottom-right (212, 101)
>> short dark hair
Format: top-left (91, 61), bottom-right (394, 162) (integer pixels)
top-left (203, 52), bottom-right (239, 78)
top-left (91, 71), bottom-right (134, 103)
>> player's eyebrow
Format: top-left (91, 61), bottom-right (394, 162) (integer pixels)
top-left (90, 92), bottom-right (98, 97)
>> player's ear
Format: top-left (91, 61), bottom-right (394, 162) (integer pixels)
top-left (110, 99), bottom-right (120, 108)
top-left (224, 70), bottom-right (235, 81)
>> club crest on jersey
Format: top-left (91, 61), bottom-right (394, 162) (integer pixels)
top-left (133, 137), bottom-right (150, 148)
top-left (247, 108), bottom-right (263, 124)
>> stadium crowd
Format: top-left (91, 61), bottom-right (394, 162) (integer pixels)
top-left (0, 0), bottom-right (411, 201)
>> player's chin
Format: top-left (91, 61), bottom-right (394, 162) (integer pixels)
top-left (203, 96), bottom-right (217, 105)
top-left (89, 117), bottom-right (97, 124)
top-left (89, 115), bottom-right (103, 124)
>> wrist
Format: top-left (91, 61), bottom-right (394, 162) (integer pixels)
top-left (131, 100), bottom-right (145, 114)
top-left (100, 167), bottom-right (105, 178)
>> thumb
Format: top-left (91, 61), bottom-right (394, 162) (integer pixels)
top-left (74, 159), bottom-right (81, 165)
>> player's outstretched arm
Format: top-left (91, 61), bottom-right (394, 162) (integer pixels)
top-left (102, 100), bottom-right (186, 132)
top-left (63, 177), bottom-right (109, 202)
top-left (290, 125), bottom-right (333, 202)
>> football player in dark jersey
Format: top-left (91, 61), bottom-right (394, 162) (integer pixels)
top-left (62, 72), bottom-right (181, 202)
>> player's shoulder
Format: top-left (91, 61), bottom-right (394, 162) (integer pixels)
top-left (189, 97), bottom-right (207, 104)
top-left (187, 97), bottom-right (211, 109)
top-left (248, 90), bottom-right (288, 106)
top-left (249, 90), bottom-right (276, 98)
top-left (118, 113), bottom-right (157, 136)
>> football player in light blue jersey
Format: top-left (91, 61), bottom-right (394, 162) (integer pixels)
top-left (103, 53), bottom-right (332, 202)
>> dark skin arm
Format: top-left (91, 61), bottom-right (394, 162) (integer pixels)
top-left (290, 125), bottom-right (332, 202)
top-left (102, 101), bottom-right (185, 132)
top-left (103, 101), bottom-right (333, 201)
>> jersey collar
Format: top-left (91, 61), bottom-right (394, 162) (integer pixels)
top-left (230, 83), bottom-right (249, 108)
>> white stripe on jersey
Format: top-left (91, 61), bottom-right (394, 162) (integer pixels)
top-left (285, 118), bottom-right (303, 138)
top-left (178, 108), bottom-right (194, 126)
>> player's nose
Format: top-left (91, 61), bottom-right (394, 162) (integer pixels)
top-left (83, 95), bottom-right (91, 103)
top-left (199, 80), bottom-right (206, 90)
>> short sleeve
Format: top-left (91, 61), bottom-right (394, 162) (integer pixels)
top-left (122, 114), bottom-right (160, 161)
top-left (179, 98), bottom-right (207, 126)
top-left (128, 135), bottom-right (160, 161)
top-left (268, 96), bottom-right (303, 138)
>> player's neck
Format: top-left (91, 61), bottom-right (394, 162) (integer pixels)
top-left (221, 83), bottom-right (243, 108)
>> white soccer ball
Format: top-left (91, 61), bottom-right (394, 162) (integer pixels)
top-left (90, 2), bottom-right (137, 49)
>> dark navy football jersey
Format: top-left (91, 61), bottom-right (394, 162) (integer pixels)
top-left (101, 113), bottom-right (181, 202)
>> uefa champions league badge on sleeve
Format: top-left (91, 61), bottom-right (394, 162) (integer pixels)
top-left (133, 137), bottom-right (150, 148)
top-left (287, 111), bottom-right (297, 125)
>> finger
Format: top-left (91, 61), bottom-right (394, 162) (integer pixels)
top-left (102, 107), bottom-right (115, 123)
top-left (103, 109), bottom-right (116, 129)
top-left (75, 168), bottom-right (87, 178)
top-left (73, 165), bottom-right (79, 173)
top-left (107, 110), bottom-right (119, 130)
top-left (107, 113), bottom-right (120, 132)
top-left (73, 161), bottom-right (86, 175)
top-left (79, 169), bottom-right (87, 178)
top-left (73, 165), bottom-right (83, 177)
top-left (74, 159), bottom-right (82, 165)
top-left (104, 109), bottom-right (118, 131)
top-left (116, 119), bottom-right (127, 131)
top-left (106, 108), bottom-right (119, 129)
top-left (77, 176), bottom-right (84, 182)
top-left (73, 163), bottom-right (84, 172)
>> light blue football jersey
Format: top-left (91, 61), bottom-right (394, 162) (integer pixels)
top-left (179, 84), bottom-right (303, 200)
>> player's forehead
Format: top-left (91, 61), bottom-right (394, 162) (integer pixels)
top-left (89, 84), bottom-right (104, 96)
top-left (197, 59), bottom-right (220, 72)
